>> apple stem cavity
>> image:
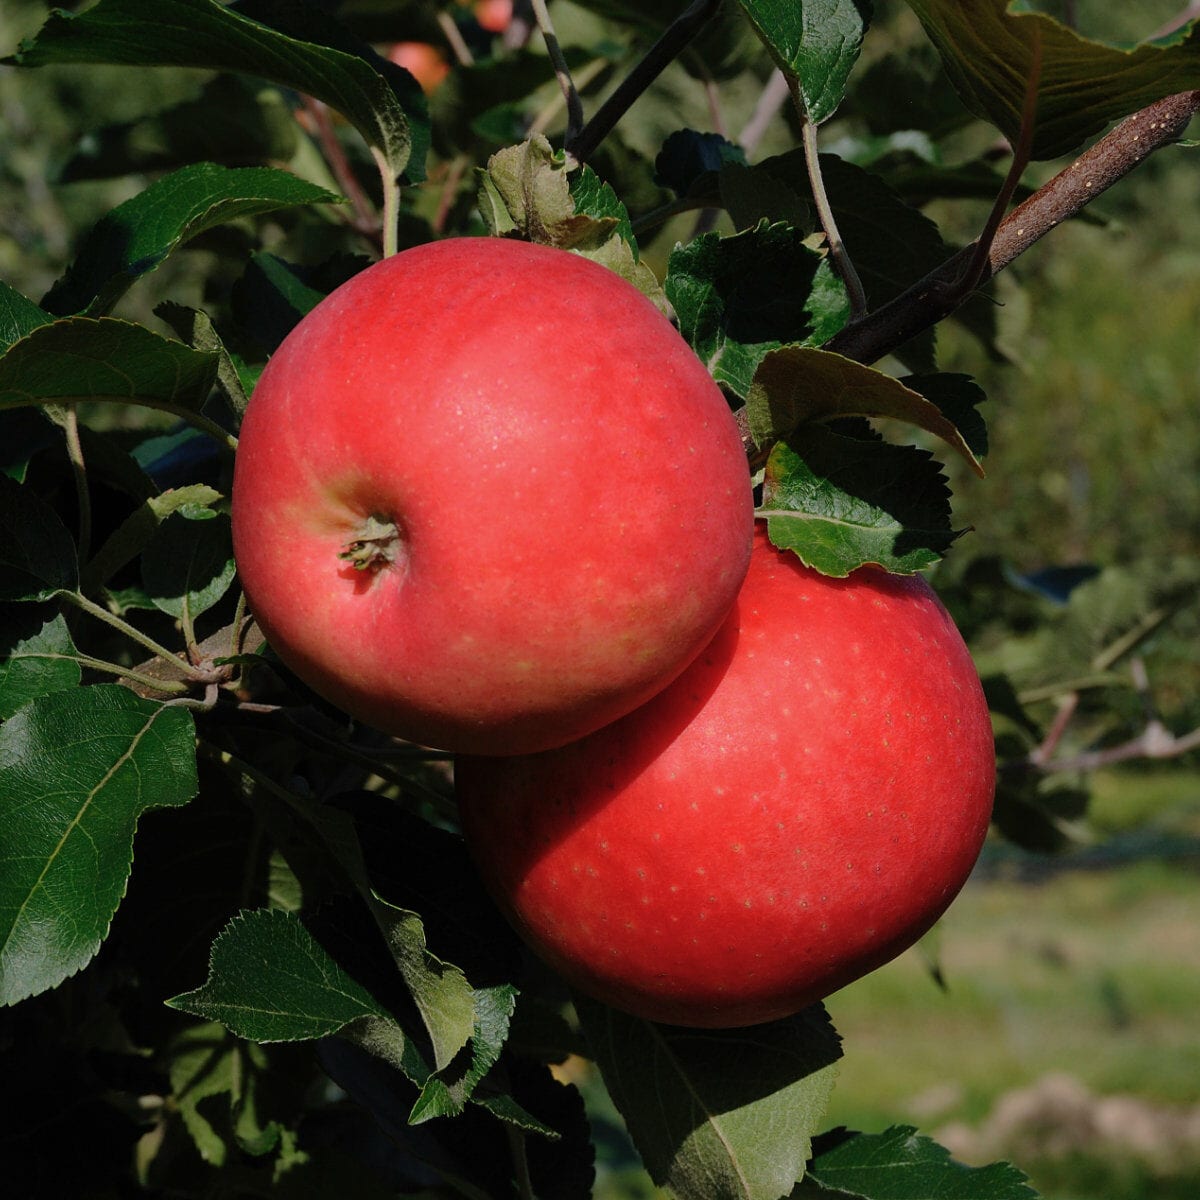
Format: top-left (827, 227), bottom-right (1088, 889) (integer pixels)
top-left (339, 515), bottom-right (401, 572)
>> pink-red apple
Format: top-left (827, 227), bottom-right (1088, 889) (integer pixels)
top-left (231, 238), bottom-right (753, 755)
top-left (456, 525), bottom-right (996, 1026)
top-left (387, 41), bottom-right (451, 95)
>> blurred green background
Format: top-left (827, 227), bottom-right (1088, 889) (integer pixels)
top-left (2, 2), bottom-right (1197, 1197)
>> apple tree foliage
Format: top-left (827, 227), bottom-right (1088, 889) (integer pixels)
top-left (1, 0), bottom-right (1198, 1196)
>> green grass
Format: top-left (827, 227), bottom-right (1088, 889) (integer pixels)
top-left (823, 848), bottom-right (1200, 1198)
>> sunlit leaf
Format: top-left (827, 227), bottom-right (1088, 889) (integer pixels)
top-left (760, 426), bottom-right (961, 576)
top-left (578, 998), bottom-right (842, 1200)
top-left (736, 0), bottom-right (874, 123)
top-left (168, 907), bottom-right (390, 1040)
top-left (905, 0), bottom-right (1200, 158)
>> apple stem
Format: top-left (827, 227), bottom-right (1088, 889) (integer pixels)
top-left (339, 515), bottom-right (401, 571)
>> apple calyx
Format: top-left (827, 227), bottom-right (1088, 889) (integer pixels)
top-left (339, 515), bottom-right (401, 571)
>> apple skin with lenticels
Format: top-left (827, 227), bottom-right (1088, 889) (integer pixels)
top-left (231, 237), bottom-right (753, 756)
top-left (455, 525), bottom-right (996, 1027)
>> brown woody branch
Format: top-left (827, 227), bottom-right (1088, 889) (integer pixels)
top-left (824, 89), bottom-right (1200, 368)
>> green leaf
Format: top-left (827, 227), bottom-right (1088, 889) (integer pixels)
top-left (142, 510), bottom-right (236, 623)
top-left (230, 252), bottom-right (337, 355)
top-left (759, 425), bottom-right (961, 576)
top-left (477, 136), bottom-right (669, 313)
top-left (156, 303), bottom-right (249, 421)
top-left (577, 998), bottom-right (842, 1200)
top-left (0, 475), bottom-right (79, 601)
top-left (904, 0), bottom-right (1200, 159)
top-left (408, 984), bottom-right (519, 1124)
top-left (801, 1125), bottom-right (1039, 1198)
top-left (720, 153), bottom-right (953, 371)
top-left (42, 163), bottom-right (342, 317)
top-left (0, 410), bottom-right (59, 482)
top-left (310, 804), bottom-right (479, 1075)
top-left (168, 907), bottom-right (391, 1040)
top-left (0, 282), bottom-right (53, 353)
top-left (655, 129), bottom-right (749, 199)
top-left (167, 1023), bottom-right (278, 1167)
top-left (736, 0), bottom-right (874, 123)
top-left (0, 608), bottom-right (81, 719)
top-left (59, 73), bottom-right (300, 183)
top-left (478, 136), bottom-right (607, 245)
top-left (666, 223), bottom-right (850, 400)
top-left (745, 348), bottom-right (984, 474)
top-left (900, 373), bottom-right (989, 458)
top-left (5, 0), bottom-right (428, 184)
top-left (0, 317), bottom-right (218, 422)
top-left (0, 684), bottom-right (197, 1005)
top-left (82, 483), bottom-right (224, 594)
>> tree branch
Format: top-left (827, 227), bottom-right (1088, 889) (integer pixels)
top-left (567, 0), bottom-right (724, 164)
top-left (822, 90), bottom-right (1200, 367)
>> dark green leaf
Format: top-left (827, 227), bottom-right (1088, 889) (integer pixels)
top-left (0, 474), bottom-right (79, 601)
top-left (736, 0), bottom-right (874, 123)
top-left (899, 374), bottom-right (989, 458)
top-left (801, 1125), bottom-right (1039, 1198)
top-left (666, 223), bottom-right (850, 400)
top-left (0, 282), bottom-right (53, 353)
top-left (718, 161), bottom-right (813, 234)
top-left (729, 152), bottom-right (952, 370)
top-left (760, 425), bottom-right (961, 576)
top-left (230, 253), bottom-right (334, 355)
top-left (655, 129), bottom-right (748, 198)
top-left (0, 684), bottom-right (197, 1005)
top-left (409, 984), bottom-right (519, 1124)
top-left (156, 303), bottom-right (250, 421)
top-left (905, 0), bottom-right (1200, 158)
top-left (745, 348), bottom-right (984, 473)
top-left (578, 998), bottom-right (842, 1200)
top-left (309, 804), bottom-right (479, 1075)
top-left (0, 607), bottom-right (80, 718)
top-left (0, 317), bottom-right (218, 420)
top-left (43, 163), bottom-right (342, 317)
top-left (142, 510), bottom-right (236, 622)
top-left (0, 410), bottom-right (59, 482)
top-left (168, 908), bottom-right (391, 1040)
top-left (6, 0), bottom-right (428, 183)
top-left (58, 73), bottom-right (300, 182)
top-left (82, 483), bottom-right (224, 594)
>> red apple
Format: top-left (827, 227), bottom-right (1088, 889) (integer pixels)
top-left (456, 525), bottom-right (996, 1026)
top-left (231, 238), bottom-right (753, 755)
top-left (473, 0), bottom-right (514, 34)
top-left (387, 41), bottom-right (451, 95)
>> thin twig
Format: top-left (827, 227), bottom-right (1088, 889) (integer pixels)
top-left (1029, 693), bottom-right (1081, 767)
top-left (529, 0), bottom-right (585, 151)
top-left (299, 96), bottom-right (381, 245)
top-left (59, 407), bottom-right (92, 566)
top-left (57, 589), bottom-right (206, 679)
top-left (1030, 721), bottom-right (1200, 776)
top-left (739, 69), bottom-right (791, 156)
top-left (795, 91), bottom-right (867, 319)
top-left (567, 0), bottom-right (724, 164)
top-left (437, 11), bottom-right (475, 66)
top-left (957, 27), bottom-right (1043, 296)
top-left (1148, 2), bottom-right (1200, 40)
